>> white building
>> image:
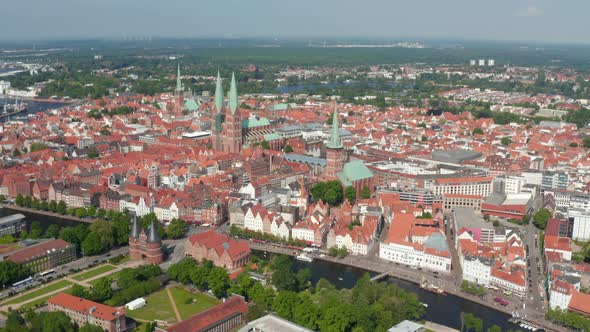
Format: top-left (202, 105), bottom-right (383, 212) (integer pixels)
top-left (568, 209), bottom-right (590, 241)
top-left (549, 281), bottom-right (573, 310)
top-left (125, 298), bottom-right (146, 310)
top-left (462, 256), bottom-right (493, 286)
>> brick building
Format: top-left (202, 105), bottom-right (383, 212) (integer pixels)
top-left (129, 217), bottom-right (164, 264)
top-left (184, 230), bottom-right (250, 271)
top-left (48, 292), bottom-right (126, 332)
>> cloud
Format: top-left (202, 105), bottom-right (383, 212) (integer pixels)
top-left (518, 4), bottom-right (543, 17)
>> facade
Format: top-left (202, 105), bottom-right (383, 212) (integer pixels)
top-left (433, 177), bottom-right (492, 197)
top-left (568, 209), bottom-right (590, 241)
top-left (157, 295), bottom-right (248, 332)
top-left (542, 171), bottom-right (568, 191)
top-left (221, 73), bottom-right (243, 154)
top-left (0, 213), bottom-right (26, 236)
top-left (128, 217), bottom-right (164, 264)
top-left (48, 292), bottom-right (126, 332)
top-left (442, 194), bottom-right (482, 212)
top-left (184, 230), bottom-right (250, 270)
top-left (5, 239), bottom-right (76, 273)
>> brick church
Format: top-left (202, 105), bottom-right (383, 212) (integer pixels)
top-left (129, 216), bottom-right (164, 264)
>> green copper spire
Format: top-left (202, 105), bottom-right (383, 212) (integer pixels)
top-left (214, 70), bottom-right (224, 113)
top-left (327, 103), bottom-right (343, 149)
top-left (175, 63), bottom-right (182, 92)
top-left (228, 72), bottom-right (238, 114)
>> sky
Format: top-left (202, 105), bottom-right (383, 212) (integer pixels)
top-left (1, 0), bottom-right (589, 44)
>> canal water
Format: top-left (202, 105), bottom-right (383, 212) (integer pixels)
top-left (1, 208), bottom-right (521, 331)
top-left (0, 97), bottom-right (67, 122)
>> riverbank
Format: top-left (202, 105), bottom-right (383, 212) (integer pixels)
top-left (1, 204), bottom-right (98, 224)
top-left (250, 242), bottom-right (567, 332)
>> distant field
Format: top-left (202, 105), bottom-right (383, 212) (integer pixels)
top-left (169, 287), bottom-right (219, 320)
top-left (3, 280), bottom-right (72, 305)
top-left (127, 289), bottom-right (176, 324)
top-left (72, 265), bottom-right (117, 281)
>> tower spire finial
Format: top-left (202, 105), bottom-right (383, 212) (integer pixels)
top-left (327, 103), bottom-right (342, 149)
top-left (229, 72), bottom-right (238, 114)
top-left (214, 70), bottom-right (224, 113)
top-left (175, 63), bottom-right (182, 92)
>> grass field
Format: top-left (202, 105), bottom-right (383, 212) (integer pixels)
top-left (169, 287), bottom-right (219, 320)
top-left (20, 288), bottom-right (74, 311)
top-left (126, 289), bottom-right (177, 324)
top-left (3, 280), bottom-right (73, 305)
top-left (88, 270), bottom-right (122, 286)
top-left (72, 265), bottom-right (117, 281)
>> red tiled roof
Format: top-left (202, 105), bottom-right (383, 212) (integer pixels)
top-left (7, 239), bottom-right (72, 264)
top-left (569, 291), bottom-right (590, 315)
top-left (48, 292), bottom-right (125, 321)
top-left (165, 295), bottom-right (248, 332)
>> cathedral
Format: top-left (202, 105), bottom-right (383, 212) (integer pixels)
top-left (211, 72), bottom-right (243, 154)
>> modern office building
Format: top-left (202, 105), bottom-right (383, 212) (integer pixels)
top-left (0, 214), bottom-right (26, 236)
top-left (5, 239), bottom-right (76, 273)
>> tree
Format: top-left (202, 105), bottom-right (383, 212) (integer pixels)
top-left (533, 208), bottom-right (551, 230)
top-left (296, 268), bottom-right (312, 290)
top-left (112, 217), bottom-right (130, 246)
top-left (284, 144), bottom-right (293, 153)
top-left (273, 291), bottom-right (300, 320)
top-left (208, 267), bottom-right (230, 298)
top-left (584, 137), bottom-right (590, 148)
top-left (487, 325), bottom-right (502, 332)
top-left (463, 313), bottom-right (483, 332)
top-left (57, 200), bottom-right (67, 215)
top-left (45, 224), bottom-right (60, 239)
top-left (29, 142), bottom-right (49, 153)
top-left (344, 186), bottom-right (357, 204)
top-left (260, 140), bottom-right (270, 150)
top-left (472, 128), bottom-right (484, 135)
top-left (82, 232), bottom-right (103, 256)
top-left (90, 277), bottom-right (113, 302)
top-left (310, 180), bottom-right (343, 206)
top-left (361, 186), bottom-right (371, 199)
top-left (48, 200), bottom-right (57, 212)
top-left (89, 220), bottom-right (114, 250)
top-left (167, 218), bottom-right (187, 239)
top-left (87, 205), bottom-right (96, 217)
top-left (15, 194), bottom-right (24, 206)
top-left (80, 324), bottom-right (105, 332)
top-left (0, 260), bottom-right (31, 289)
top-left (501, 137), bottom-right (512, 146)
top-left (30, 311), bottom-right (75, 332)
top-left (29, 221), bottom-right (43, 239)
top-left (13, 148), bottom-right (21, 157)
top-left (87, 146), bottom-right (100, 159)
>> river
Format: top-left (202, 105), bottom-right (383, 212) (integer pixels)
top-left (0, 208), bottom-right (521, 331)
top-left (0, 97), bottom-right (68, 122)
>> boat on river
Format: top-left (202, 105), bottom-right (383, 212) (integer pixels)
top-left (296, 253), bottom-right (313, 262)
top-left (419, 280), bottom-right (447, 295)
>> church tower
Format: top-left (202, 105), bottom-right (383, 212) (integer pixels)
top-left (174, 63), bottom-right (184, 114)
top-left (222, 73), bottom-right (243, 154)
top-left (324, 104), bottom-right (344, 179)
top-left (212, 71), bottom-right (225, 151)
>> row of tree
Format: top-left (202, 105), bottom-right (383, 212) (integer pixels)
top-left (2, 309), bottom-right (105, 332)
top-left (229, 225), bottom-right (308, 248)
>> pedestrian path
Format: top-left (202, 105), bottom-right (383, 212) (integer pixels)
top-left (166, 286), bottom-right (182, 322)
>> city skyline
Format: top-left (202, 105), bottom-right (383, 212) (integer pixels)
top-left (1, 0), bottom-right (589, 44)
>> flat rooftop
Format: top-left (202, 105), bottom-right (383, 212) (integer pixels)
top-left (0, 214), bottom-right (25, 225)
top-left (453, 207), bottom-right (489, 230)
top-left (239, 314), bottom-right (314, 332)
top-left (430, 149), bottom-right (482, 164)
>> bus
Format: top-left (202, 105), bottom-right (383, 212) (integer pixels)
top-left (39, 270), bottom-right (55, 278)
top-left (12, 277), bottom-right (33, 289)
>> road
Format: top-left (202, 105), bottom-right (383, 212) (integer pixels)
top-left (522, 221), bottom-right (545, 320)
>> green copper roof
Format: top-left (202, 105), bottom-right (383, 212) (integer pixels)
top-left (327, 104), bottom-right (343, 149)
top-left (263, 133), bottom-right (281, 141)
top-left (337, 160), bottom-right (374, 187)
top-left (242, 117), bottom-right (271, 129)
top-left (214, 71), bottom-right (224, 113)
top-left (176, 63), bottom-right (183, 92)
top-left (228, 72), bottom-right (239, 114)
top-left (183, 99), bottom-right (199, 111)
top-left (269, 103), bottom-right (297, 112)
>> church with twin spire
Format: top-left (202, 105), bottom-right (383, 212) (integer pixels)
top-left (211, 72), bottom-right (243, 154)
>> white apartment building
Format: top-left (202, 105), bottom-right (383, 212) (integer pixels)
top-left (568, 209), bottom-right (590, 241)
top-left (462, 256), bottom-right (493, 286)
top-left (433, 177), bottom-right (492, 198)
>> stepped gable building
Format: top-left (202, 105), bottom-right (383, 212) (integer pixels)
top-left (184, 230), bottom-right (250, 270)
top-left (129, 216), bottom-right (164, 264)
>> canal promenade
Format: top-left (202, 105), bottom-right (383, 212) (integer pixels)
top-left (249, 242), bottom-right (568, 332)
top-left (0, 204), bottom-right (98, 224)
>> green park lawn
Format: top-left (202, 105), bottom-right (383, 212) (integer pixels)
top-left (88, 270), bottom-right (122, 286)
top-left (72, 264), bottom-right (117, 281)
top-left (3, 280), bottom-right (72, 305)
top-left (169, 286), bottom-right (219, 320)
top-left (126, 289), bottom-right (177, 324)
top-left (20, 288), bottom-right (74, 311)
